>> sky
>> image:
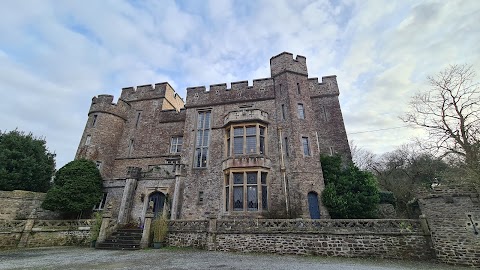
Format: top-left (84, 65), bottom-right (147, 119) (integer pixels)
top-left (1, 0), bottom-right (479, 169)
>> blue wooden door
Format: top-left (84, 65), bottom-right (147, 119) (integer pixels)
top-left (308, 192), bottom-right (320, 219)
top-left (149, 192), bottom-right (165, 218)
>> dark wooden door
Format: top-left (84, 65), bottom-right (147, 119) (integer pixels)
top-left (308, 192), bottom-right (320, 219)
top-left (149, 192), bottom-right (165, 218)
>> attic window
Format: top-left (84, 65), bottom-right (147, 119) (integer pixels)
top-left (239, 104), bottom-right (254, 109)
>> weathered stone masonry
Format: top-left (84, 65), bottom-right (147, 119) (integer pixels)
top-left (76, 52), bottom-right (351, 223)
top-left (167, 219), bottom-right (433, 261)
top-left (418, 185), bottom-right (480, 267)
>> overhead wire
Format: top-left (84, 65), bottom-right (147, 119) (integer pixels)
top-left (347, 125), bottom-right (417, 135)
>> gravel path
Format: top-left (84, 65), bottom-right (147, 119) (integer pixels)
top-left (0, 247), bottom-right (468, 270)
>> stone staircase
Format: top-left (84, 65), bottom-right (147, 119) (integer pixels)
top-left (96, 228), bottom-right (143, 250)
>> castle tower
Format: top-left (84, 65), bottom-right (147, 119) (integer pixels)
top-left (270, 52), bottom-right (328, 218)
top-left (75, 95), bottom-right (129, 179)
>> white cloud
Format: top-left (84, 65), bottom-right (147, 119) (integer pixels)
top-left (0, 0), bottom-right (479, 167)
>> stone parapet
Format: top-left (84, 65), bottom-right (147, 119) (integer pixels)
top-left (223, 109), bottom-right (269, 126)
top-left (222, 156), bottom-right (272, 170)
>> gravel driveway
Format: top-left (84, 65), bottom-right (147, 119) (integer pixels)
top-left (0, 247), bottom-right (468, 270)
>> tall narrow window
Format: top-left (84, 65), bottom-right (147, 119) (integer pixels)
top-left (225, 174), bottom-right (230, 211)
top-left (194, 110), bottom-right (211, 168)
top-left (261, 172), bottom-right (268, 210)
top-left (322, 106), bottom-right (328, 121)
top-left (135, 111), bottom-right (142, 128)
top-left (259, 127), bottom-right (265, 154)
top-left (284, 137), bottom-right (289, 157)
top-left (302, 137), bottom-right (311, 156)
top-left (170, 137), bottom-right (183, 153)
top-left (297, 83), bottom-right (301, 95)
top-left (128, 139), bottom-right (134, 157)
top-left (245, 126), bottom-right (256, 154)
top-left (85, 135), bottom-right (91, 145)
top-left (329, 146), bottom-right (335, 156)
top-left (233, 127), bottom-right (244, 155)
top-left (95, 161), bottom-right (102, 170)
top-left (92, 115), bottom-right (98, 127)
top-left (281, 104), bottom-right (286, 120)
top-left (246, 172), bottom-right (258, 211)
top-left (233, 173), bottom-right (244, 211)
top-left (226, 129), bottom-right (231, 156)
top-left (198, 191), bottom-right (204, 205)
top-left (298, 103), bottom-right (305, 119)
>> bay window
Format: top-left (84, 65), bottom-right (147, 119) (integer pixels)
top-left (225, 170), bottom-right (268, 212)
top-left (226, 124), bottom-right (266, 156)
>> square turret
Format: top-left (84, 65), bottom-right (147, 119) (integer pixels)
top-left (270, 52), bottom-right (308, 77)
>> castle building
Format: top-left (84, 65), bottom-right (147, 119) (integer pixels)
top-left (76, 52), bottom-right (351, 223)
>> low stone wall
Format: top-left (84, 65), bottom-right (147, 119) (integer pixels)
top-left (0, 220), bottom-right (25, 249)
top-left (0, 219), bottom-right (93, 250)
top-left (168, 220), bottom-right (209, 249)
top-left (0, 190), bottom-right (59, 220)
top-left (167, 219), bottom-right (432, 261)
top-left (418, 185), bottom-right (480, 267)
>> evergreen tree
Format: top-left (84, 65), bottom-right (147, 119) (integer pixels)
top-left (0, 129), bottom-right (55, 192)
top-left (42, 159), bottom-right (103, 215)
top-left (321, 155), bottom-right (380, 219)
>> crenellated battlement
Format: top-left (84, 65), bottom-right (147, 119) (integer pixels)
top-left (186, 78), bottom-right (275, 107)
top-left (120, 82), bottom-right (168, 101)
top-left (120, 82), bottom-right (185, 111)
top-left (308, 75), bottom-right (340, 97)
top-left (89, 94), bottom-right (130, 120)
top-left (270, 52), bottom-right (308, 77)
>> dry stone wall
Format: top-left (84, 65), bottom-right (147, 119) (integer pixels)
top-left (167, 219), bottom-right (433, 261)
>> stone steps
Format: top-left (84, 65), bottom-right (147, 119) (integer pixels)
top-left (96, 229), bottom-right (143, 250)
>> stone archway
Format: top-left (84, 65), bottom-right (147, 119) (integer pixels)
top-left (148, 191), bottom-right (166, 218)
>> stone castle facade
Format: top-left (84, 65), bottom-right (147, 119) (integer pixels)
top-left (76, 52), bottom-right (351, 223)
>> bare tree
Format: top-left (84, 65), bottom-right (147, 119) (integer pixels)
top-left (373, 144), bottom-right (455, 217)
top-left (402, 64), bottom-right (480, 184)
top-left (349, 141), bottom-right (376, 171)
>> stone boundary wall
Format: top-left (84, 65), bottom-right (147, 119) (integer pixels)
top-left (167, 219), bottom-right (433, 261)
top-left (418, 185), bottom-right (480, 267)
top-left (0, 219), bottom-right (93, 250)
top-left (0, 190), bottom-right (60, 220)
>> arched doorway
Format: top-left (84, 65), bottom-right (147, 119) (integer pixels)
top-left (307, 191), bottom-right (321, 219)
top-left (148, 191), bottom-right (166, 218)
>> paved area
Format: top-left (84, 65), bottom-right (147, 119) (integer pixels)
top-left (0, 247), bottom-right (469, 270)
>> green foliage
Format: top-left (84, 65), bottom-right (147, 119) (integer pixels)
top-left (375, 147), bottom-right (459, 217)
top-left (379, 191), bottom-right (396, 206)
top-left (152, 214), bottom-right (169, 242)
top-left (321, 155), bottom-right (380, 219)
top-left (0, 129), bottom-right (56, 192)
top-left (42, 159), bottom-right (102, 215)
top-left (90, 211), bottom-right (103, 241)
